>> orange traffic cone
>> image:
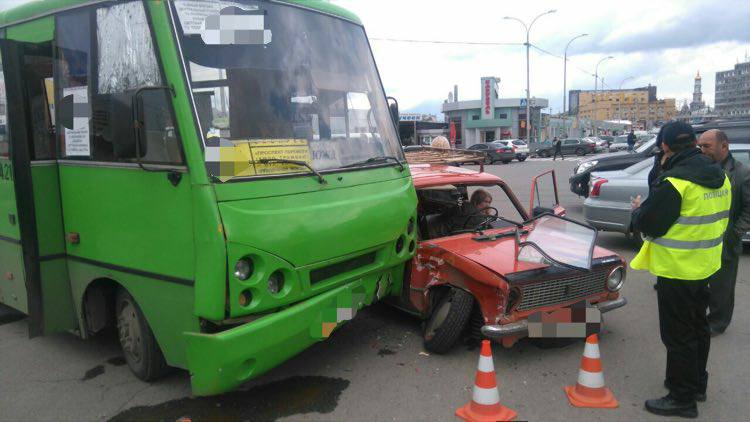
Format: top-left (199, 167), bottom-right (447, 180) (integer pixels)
top-left (456, 340), bottom-right (517, 422)
top-left (564, 334), bottom-right (618, 408)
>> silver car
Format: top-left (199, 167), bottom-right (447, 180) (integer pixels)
top-left (583, 144), bottom-right (750, 244)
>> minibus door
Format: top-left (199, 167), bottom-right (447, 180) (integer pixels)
top-left (1, 19), bottom-right (78, 336)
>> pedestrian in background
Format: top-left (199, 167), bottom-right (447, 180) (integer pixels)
top-left (552, 136), bottom-right (564, 161)
top-left (630, 121), bottom-right (731, 418)
top-left (627, 129), bottom-right (636, 152)
top-left (698, 129), bottom-right (750, 335)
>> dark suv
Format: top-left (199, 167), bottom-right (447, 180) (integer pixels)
top-left (570, 119), bottom-right (750, 197)
top-left (535, 138), bottom-right (595, 157)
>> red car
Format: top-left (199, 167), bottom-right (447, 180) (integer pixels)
top-left (390, 150), bottom-right (627, 352)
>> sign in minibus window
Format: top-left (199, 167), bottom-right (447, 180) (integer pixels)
top-left (172, 0), bottom-right (403, 181)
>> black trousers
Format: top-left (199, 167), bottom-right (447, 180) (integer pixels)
top-left (657, 276), bottom-right (711, 402)
top-left (708, 253), bottom-right (739, 332)
top-left (553, 149), bottom-right (564, 160)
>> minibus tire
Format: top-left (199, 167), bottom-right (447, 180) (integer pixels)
top-left (423, 288), bottom-right (474, 354)
top-left (116, 288), bottom-right (168, 381)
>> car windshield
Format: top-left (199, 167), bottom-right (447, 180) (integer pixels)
top-left (517, 215), bottom-right (596, 270)
top-left (170, 0), bottom-right (402, 181)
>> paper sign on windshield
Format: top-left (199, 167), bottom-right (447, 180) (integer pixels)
top-left (205, 138), bottom-right (312, 181)
top-left (174, 1), bottom-right (271, 45)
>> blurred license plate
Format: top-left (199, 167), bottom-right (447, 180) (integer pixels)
top-left (527, 301), bottom-right (601, 338)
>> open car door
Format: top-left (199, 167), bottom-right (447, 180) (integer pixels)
top-left (529, 169), bottom-right (565, 218)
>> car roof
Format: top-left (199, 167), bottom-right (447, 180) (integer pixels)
top-left (409, 164), bottom-right (503, 188)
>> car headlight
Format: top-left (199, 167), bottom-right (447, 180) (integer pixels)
top-left (606, 266), bottom-right (625, 291)
top-left (576, 160), bottom-right (598, 174)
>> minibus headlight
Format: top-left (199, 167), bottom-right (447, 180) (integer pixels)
top-left (606, 266), bottom-right (625, 292)
top-left (234, 258), bottom-right (253, 281)
top-left (268, 271), bottom-right (285, 295)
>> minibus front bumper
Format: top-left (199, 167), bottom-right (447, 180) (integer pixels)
top-left (184, 271), bottom-right (389, 396)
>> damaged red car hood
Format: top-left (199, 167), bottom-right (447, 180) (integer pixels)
top-left (421, 228), bottom-right (618, 278)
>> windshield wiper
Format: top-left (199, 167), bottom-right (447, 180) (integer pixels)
top-left (252, 159), bottom-right (327, 185)
top-left (341, 156), bottom-right (405, 172)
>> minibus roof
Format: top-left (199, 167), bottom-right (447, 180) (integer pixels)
top-left (0, 0), bottom-right (361, 28)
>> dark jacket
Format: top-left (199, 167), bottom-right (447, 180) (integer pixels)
top-left (720, 154), bottom-right (750, 257)
top-left (632, 148), bottom-right (726, 238)
top-left (627, 132), bottom-right (636, 145)
top-left (554, 140), bottom-right (562, 151)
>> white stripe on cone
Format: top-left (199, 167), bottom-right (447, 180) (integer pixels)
top-left (472, 385), bottom-right (501, 405)
top-left (583, 342), bottom-right (600, 359)
top-left (477, 355), bottom-right (494, 373)
top-left (577, 369), bottom-right (605, 388)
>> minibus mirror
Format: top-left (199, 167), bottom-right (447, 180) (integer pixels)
top-left (132, 86), bottom-right (174, 162)
top-left (387, 96), bottom-right (399, 127)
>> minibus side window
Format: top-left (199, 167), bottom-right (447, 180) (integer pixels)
top-left (0, 34), bottom-right (8, 158)
top-left (56, 9), bottom-right (91, 158)
top-left (83, 1), bottom-right (182, 165)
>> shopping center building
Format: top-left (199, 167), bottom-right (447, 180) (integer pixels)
top-left (441, 77), bottom-right (548, 147)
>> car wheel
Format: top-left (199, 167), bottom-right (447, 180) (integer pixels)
top-left (116, 288), bottom-right (168, 381)
top-left (575, 148), bottom-right (585, 156)
top-left (518, 157), bottom-right (527, 162)
top-left (423, 288), bottom-right (474, 354)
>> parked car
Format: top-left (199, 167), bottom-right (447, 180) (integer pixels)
top-left (583, 144), bottom-right (750, 245)
top-left (492, 139), bottom-right (529, 161)
top-left (608, 135), bottom-right (631, 152)
top-left (583, 137), bottom-right (608, 153)
top-left (570, 136), bottom-right (660, 197)
top-left (535, 138), bottom-right (596, 157)
top-left (391, 151), bottom-right (627, 353)
top-left (467, 143), bottom-right (515, 164)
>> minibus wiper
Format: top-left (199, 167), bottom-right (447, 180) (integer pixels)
top-left (253, 159), bottom-right (327, 185)
top-left (341, 156), bottom-right (405, 171)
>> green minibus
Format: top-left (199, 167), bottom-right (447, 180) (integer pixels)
top-left (0, 0), bottom-right (416, 395)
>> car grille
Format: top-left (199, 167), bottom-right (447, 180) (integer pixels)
top-left (517, 269), bottom-right (608, 311)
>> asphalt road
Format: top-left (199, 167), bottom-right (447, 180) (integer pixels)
top-left (2, 156), bottom-right (749, 421)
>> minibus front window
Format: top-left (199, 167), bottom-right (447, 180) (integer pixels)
top-left (170, 1), bottom-right (403, 181)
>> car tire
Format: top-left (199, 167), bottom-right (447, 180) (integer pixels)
top-left (116, 288), bottom-right (169, 382)
top-left (576, 148), bottom-right (585, 156)
top-left (423, 288), bottom-right (474, 354)
top-left (518, 157), bottom-right (527, 162)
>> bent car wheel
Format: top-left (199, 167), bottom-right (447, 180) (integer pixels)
top-left (116, 288), bottom-right (168, 382)
top-left (423, 288), bottom-right (474, 354)
top-left (576, 148), bottom-right (585, 156)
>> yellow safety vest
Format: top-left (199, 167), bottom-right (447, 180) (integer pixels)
top-left (631, 175), bottom-right (732, 280)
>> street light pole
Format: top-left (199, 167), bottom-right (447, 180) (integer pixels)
top-left (504, 10), bottom-right (556, 145)
top-left (563, 33), bottom-right (588, 115)
top-left (593, 56), bottom-right (614, 136)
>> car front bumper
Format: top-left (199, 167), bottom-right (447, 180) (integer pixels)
top-left (480, 296), bottom-right (627, 338)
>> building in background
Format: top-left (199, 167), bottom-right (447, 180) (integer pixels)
top-left (569, 85), bottom-right (676, 130)
top-left (441, 76), bottom-right (548, 146)
top-left (677, 71), bottom-right (716, 124)
top-left (715, 59), bottom-right (750, 118)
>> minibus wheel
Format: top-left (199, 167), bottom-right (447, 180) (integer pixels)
top-left (423, 288), bottom-right (474, 354)
top-left (116, 288), bottom-right (167, 381)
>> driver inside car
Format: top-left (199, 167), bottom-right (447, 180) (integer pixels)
top-left (470, 189), bottom-right (493, 215)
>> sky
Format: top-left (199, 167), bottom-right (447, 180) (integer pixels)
top-left (3, 0), bottom-right (749, 117)
top-left (330, 0), bottom-right (750, 116)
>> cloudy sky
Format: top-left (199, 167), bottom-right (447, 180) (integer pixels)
top-left (3, 0), bottom-right (749, 116)
top-left (331, 0), bottom-right (750, 116)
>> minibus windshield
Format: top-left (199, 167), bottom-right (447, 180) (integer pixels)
top-left (171, 1), bottom-right (403, 181)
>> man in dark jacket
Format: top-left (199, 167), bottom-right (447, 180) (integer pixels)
top-left (552, 136), bottom-right (563, 161)
top-left (698, 129), bottom-right (750, 335)
top-left (631, 121), bottom-right (731, 418)
top-left (627, 129), bottom-right (636, 152)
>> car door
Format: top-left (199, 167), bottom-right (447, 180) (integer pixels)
top-left (562, 139), bottom-right (576, 154)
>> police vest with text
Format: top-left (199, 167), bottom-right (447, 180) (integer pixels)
top-left (631, 175), bottom-right (732, 280)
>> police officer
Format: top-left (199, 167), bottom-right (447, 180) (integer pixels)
top-left (630, 121), bottom-right (731, 418)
